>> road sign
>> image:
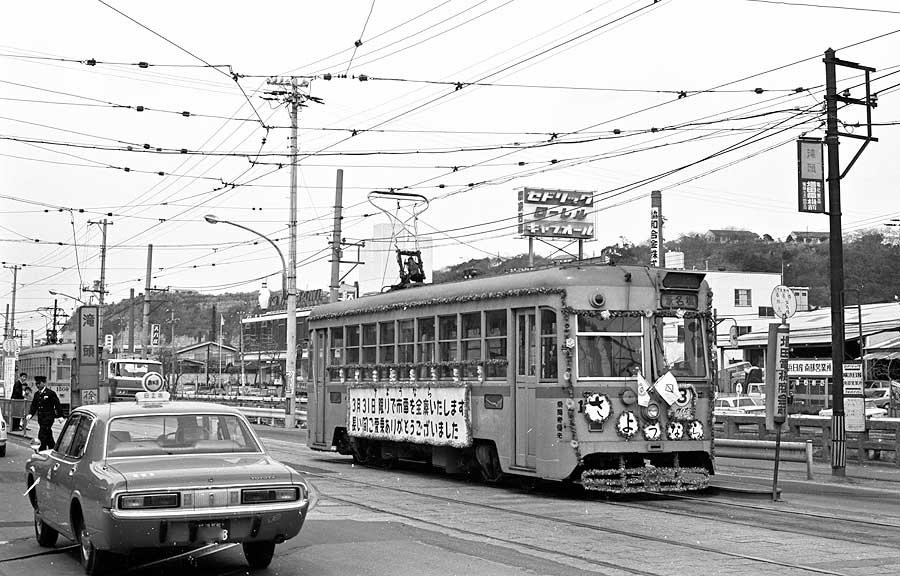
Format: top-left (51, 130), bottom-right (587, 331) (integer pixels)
top-left (771, 285), bottom-right (797, 320)
top-left (142, 371), bottom-right (165, 393)
top-left (151, 323), bottom-right (161, 346)
top-left (2, 338), bottom-right (19, 357)
top-left (104, 334), bottom-right (114, 353)
top-left (843, 362), bottom-right (865, 433)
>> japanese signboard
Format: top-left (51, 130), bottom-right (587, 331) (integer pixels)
top-left (843, 362), bottom-right (865, 432)
top-left (649, 206), bottom-right (661, 267)
top-left (77, 305), bottom-right (99, 366)
top-left (517, 187), bottom-right (595, 240)
top-left (348, 385), bottom-right (471, 448)
top-left (150, 323), bottom-right (161, 346)
top-left (797, 138), bottom-right (825, 213)
top-left (765, 322), bottom-right (790, 430)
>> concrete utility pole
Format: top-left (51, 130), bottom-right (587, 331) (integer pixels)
top-left (142, 244), bottom-right (153, 358)
top-left (285, 77), bottom-right (299, 428)
top-left (330, 169), bottom-right (344, 303)
top-left (167, 309), bottom-right (177, 390)
top-left (128, 288), bottom-right (135, 354)
top-left (823, 48), bottom-right (877, 477)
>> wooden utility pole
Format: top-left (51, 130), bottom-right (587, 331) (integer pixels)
top-left (330, 169), bottom-right (344, 303)
top-left (141, 245), bottom-right (153, 357)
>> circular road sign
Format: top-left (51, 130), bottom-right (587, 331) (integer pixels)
top-left (2, 338), bottom-right (19, 355)
top-left (141, 371), bottom-right (165, 393)
top-left (771, 285), bottom-right (797, 319)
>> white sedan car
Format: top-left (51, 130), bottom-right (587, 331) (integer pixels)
top-left (0, 411), bottom-right (7, 456)
top-left (818, 399), bottom-right (887, 419)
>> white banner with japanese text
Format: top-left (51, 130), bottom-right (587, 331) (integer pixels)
top-left (348, 385), bottom-right (471, 448)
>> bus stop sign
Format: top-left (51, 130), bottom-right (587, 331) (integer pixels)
top-left (142, 371), bottom-right (165, 393)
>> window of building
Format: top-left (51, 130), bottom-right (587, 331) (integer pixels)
top-left (758, 306), bottom-right (775, 318)
top-left (734, 289), bottom-right (752, 307)
top-left (485, 310), bottom-right (507, 378)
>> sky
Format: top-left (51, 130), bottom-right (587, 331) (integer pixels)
top-left (2, 0), bottom-right (900, 339)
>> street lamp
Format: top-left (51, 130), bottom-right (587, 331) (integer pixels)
top-left (204, 214), bottom-right (297, 428)
top-left (49, 289), bottom-right (87, 306)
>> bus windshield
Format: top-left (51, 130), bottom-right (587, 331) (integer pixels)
top-left (652, 316), bottom-right (707, 379)
top-left (112, 361), bottom-right (162, 378)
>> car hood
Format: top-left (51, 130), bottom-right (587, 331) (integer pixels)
top-left (108, 453), bottom-right (297, 491)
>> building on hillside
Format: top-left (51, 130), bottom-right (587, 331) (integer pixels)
top-left (785, 231), bottom-right (829, 244)
top-left (703, 229), bottom-right (760, 243)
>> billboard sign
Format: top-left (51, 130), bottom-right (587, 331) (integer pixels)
top-left (77, 305), bottom-right (99, 366)
top-left (798, 138), bottom-right (825, 213)
top-left (517, 188), bottom-right (595, 240)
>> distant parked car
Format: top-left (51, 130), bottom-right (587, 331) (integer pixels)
top-left (714, 395), bottom-right (766, 415)
top-left (0, 411), bottom-right (7, 456)
top-left (819, 399), bottom-right (887, 419)
top-left (864, 381), bottom-right (899, 409)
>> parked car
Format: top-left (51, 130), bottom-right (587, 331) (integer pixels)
top-left (864, 381), bottom-right (899, 409)
top-left (818, 399), bottom-right (887, 419)
top-left (25, 392), bottom-right (310, 574)
top-left (714, 395), bottom-right (766, 415)
top-left (0, 411), bottom-right (6, 456)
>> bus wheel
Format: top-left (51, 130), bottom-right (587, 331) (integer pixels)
top-left (475, 442), bottom-right (503, 483)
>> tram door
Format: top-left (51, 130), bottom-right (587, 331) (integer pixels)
top-left (312, 329), bottom-right (327, 445)
top-left (514, 309), bottom-right (537, 469)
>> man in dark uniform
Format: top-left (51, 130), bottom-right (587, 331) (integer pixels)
top-left (11, 372), bottom-right (27, 431)
top-left (25, 376), bottom-right (64, 450)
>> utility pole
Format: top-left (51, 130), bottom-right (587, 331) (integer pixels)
top-left (86, 219), bottom-right (111, 334)
top-left (52, 299), bottom-right (59, 344)
top-left (330, 169), bottom-right (344, 303)
top-left (824, 48), bottom-right (877, 477)
top-left (167, 309), bottom-right (177, 393)
top-left (207, 304), bottom-right (216, 388)
top-left (128, 288), bottom-right (135, 354)
top-left (142, 245), bottom-right (153, 358)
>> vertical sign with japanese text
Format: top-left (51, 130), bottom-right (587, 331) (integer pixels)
top-left (649, 206), bottom-right (661, 267)
top-left (77, 305), bottom-right (99, 366)
top-left (797, 138), bottom-right (825, 213)
top-left (765, 322), bottom-right (790, 431)
top-left (843, 362), bottom-right (865, 432)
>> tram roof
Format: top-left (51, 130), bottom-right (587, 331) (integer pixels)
top-left (310, 264), bottom-right (705, 320)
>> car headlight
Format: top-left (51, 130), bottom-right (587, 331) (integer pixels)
top-left (241, 487), bottom-right (300, 504)
top-left (118, 493), bottom-right (180, 509)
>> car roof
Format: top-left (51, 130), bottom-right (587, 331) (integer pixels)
top-left (70, 400), bottom-right (245, 423)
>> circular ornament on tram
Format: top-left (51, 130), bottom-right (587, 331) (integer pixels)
top-left (687, 420), bottom-right (704, 440)
top-left (584, 394), bottom-right (611, 424)
top-left (642, 421), bottom-right (662, 441)
top-left (666, 421), bottom-right (685, 440)
top-left (616, 411), bottom-right (638, 439)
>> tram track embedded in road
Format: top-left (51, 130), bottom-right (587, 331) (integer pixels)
top-left (296, 465), bottom-right (858, 576)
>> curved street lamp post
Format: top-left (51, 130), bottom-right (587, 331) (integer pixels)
top-left (205, 215), bottom-right (297, 428)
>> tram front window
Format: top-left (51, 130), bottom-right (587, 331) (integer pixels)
top-left (653, 317), bottom-right (706, 378)
top-left (576, 315), bottom-right (642, 378)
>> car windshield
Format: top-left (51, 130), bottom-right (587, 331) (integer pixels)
top-left (113, 362), bottom-right (162, 378)
top-left (106, 413), bottom-right (262, 457)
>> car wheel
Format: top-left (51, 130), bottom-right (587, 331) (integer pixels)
top-left (77, 523), bottom-right (108, 575)
top-left (242, 540), bottom-right (276, 569)
top-left (34, 513), bottom-right (58, 547)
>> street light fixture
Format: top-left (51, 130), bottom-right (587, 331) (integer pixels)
top-left (204, 214), bottom-right (297, 428)
top-left (49, 289), bottom-right (86, 305)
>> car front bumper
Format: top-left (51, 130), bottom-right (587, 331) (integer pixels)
top-left (91, 500), bottom-right (309, 552)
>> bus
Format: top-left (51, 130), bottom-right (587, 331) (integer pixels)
top-left (306, 263), bottom-right (715, 494)
top-left (16, 343), bottom-right (74, 414)
top-left (105, 357), bottom-right (165, 401)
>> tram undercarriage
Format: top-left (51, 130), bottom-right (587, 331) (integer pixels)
top-left (578, 452), bottom-right (713, 494)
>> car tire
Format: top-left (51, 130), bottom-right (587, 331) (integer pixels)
top-left (242, 540), bottom-right (276, 569)
top-left (34, 513), bottom-right (58, 547)
top-left (78, 523), bottom-right (108, 575)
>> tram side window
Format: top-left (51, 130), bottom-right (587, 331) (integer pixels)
top-left (418, 317), bottom-right (435, 378)
top-left (330, 327), bottom-right (344, 366)
top-left (398, 320), bottom-right (414, 364)
top-left (379, 321), bottom-right (395, 364)
top-left (540, 308), bottom-right (558, 380)
top-left (346, 325), bottom-right (360, 364)
top-left (461, 312), bottom-right (481, 378)
top-left (56, 359), bottom-right (71, 382)
top-left (576, 315), bottom-right (642, 378)
top-left (362, 323), bottom-right (377, 366)
top-left (485, 310), bottom-right (507, 378)
top-left (439, 315), bottom-right (458, 378)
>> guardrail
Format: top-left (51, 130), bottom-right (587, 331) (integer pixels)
top-left (715, 438), bottom-right (814, 479)
top-left (0, 398), bottom-right (28, 425)
top-left (180, 394), bottom-right (308, 428)
top-left (715, 413), bottom-right (900, 467)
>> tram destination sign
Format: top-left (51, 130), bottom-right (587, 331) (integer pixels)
top-left (517, 187), bottom-right (596, 240)
top-left (348, 384), bottom-right (471, 448)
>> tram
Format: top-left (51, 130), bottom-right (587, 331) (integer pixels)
top-left (307, 263), bottom-right (716, 493)
top-left (16, 343), bottom-right (74, 414)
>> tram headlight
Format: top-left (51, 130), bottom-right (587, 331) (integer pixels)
top-left (643, 403), bottom-right (660, 421)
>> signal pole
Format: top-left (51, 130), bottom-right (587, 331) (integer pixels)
top-left (823, 48), bottom-right (877, 477)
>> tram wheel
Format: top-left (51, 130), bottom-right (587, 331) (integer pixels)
top-left (475, 442), bottom-right (504, 483)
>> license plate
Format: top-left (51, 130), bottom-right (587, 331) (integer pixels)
top-left (195, 522), bottom-right (229, 542)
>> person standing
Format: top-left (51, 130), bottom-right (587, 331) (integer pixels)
top-left (11, 372), bottom-right (27, 431)
top-left (25, 375), bottom-right (63, 450)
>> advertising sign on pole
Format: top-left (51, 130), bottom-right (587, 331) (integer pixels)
top-left (517, 188), bottom-right (595, 240)
top-left (843, 362), bottom-right (865, 432)
top-left (797, 138), bottom-right (825, 213)
top-left (150, 323), bottom-right (161, 346)
top-left (77, 306), bottom-right (99, 367)
top-left (765, 322), bottom-right (791, 431)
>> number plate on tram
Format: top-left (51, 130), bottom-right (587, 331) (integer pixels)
top-left (660, 292), bottom-right (698, 309)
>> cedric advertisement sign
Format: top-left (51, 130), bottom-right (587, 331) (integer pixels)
top-left (517, 187), bottom-right (596, 240)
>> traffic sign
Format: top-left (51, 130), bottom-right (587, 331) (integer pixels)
top-left (104, 334), bottom-right (114, 353)
top-left (2, 338), bottom-right (19, 356)
top-left (771, 285), bottom-right (797, 320)
top-left (141, 371), bottom-right (165, 393)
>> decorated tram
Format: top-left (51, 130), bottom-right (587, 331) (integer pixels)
top-left (306, 263), bottom-right (716, 493)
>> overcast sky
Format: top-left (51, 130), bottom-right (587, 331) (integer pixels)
top-left (2, 0), bottom-right (900, 337)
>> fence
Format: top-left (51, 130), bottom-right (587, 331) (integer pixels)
top-left (715, 413), bottom-right (900, 467)
top-left (714, 438), bottom-right (814, 479)
top-left (0, 398), bottom-right (28, 426)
